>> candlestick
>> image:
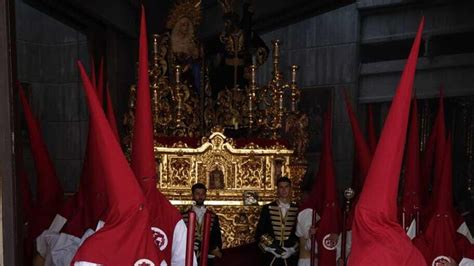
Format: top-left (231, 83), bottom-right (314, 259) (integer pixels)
top-left (185, 211), bottom-right (196, 266)
top-left (341, 188), bottom-right (355, 266)
top-left (310, 209), bottom-right (318, 266)
top-left (200, 212), bottom-right (212, 266)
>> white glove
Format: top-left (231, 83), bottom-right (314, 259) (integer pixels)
top-left (194, 240), bottom-right (201, 258)
top-left (281, 247), bottom-right (296, 259)
top-left (194, 240), bottom-right (200, 251)
top-left (263, 246), bottom-right (282, 258)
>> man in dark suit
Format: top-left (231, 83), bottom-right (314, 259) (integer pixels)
top-left (183, 183), bottom-right (223, 266)
top-left (256, 176), bottom-right (299, 266)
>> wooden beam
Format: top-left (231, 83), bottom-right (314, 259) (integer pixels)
top-left (23, 0), bottom-right (139, 38)
top-left (252, 0), bottom-right (354, 32)
top-left (200, 0), bottom-right (353, 39)
top-left (0, 0), bottom-right (19, 264)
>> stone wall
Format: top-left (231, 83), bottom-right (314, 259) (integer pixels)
top-left (258, 4), bottom-right (360, 192)
top-left (358, 1), bottom-right (474, 102)
top-left (16, 0), bottom-right (89, 193)
top-left (257, 1), bottom-right (474, 201)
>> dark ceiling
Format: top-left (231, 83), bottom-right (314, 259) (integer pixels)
top-left (21, 0), bottom-right (353, 39)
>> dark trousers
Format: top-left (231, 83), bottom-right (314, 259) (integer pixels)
top-left (262, 253), bottom-right (297, 266)
top-left (197, 257), bottom-right (215, 266)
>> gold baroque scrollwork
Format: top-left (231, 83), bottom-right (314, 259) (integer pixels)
top-left (156, 131), bottom-right (306, 248)
top-left (215, 88), bottom-right (249, 130)
top-left (208, 205), bottom-right (261, 248)
top-left (167, 157), bottom-right (194, 188)
top-left (237, 157), bottom-right (264, 188)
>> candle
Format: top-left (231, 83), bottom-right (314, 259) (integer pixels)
top-left (310, 209), bottom-right (317, 266)
top-left (200, 212), bottom-right (212, 266)
top-left (152, 34), bottom-right (159, 55)
top-left (185, 211), bottom-right (196, 266)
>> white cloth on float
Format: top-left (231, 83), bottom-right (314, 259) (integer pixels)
top-left (36, 215), bottom-right (101, 266)
top-left (458, 222), bottom-right (474, 244)
top-left (459, 258), bottom-right (474, 266)
top-left (36, 214), bottom-right (68, 262)
top-left (405, 218), bottom-right (473, 244)
top-left (406, 219), bottom-right (417, 240)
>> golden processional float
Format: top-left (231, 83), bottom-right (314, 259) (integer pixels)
top-left (123, 0), bottom-right (309, 248)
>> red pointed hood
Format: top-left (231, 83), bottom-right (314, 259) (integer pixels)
top-left (350, 17), bottom-right (426, 266)
top-left (367, 104), bottom-right (378, 154)
top-left (432, 90), bottom-right (446, 191)
top-left (72, 61), bottom-right (160, 265)
top-left (131, 6), bottom-right (157, 193)
top-left (413, 137), bottom-right (461, 264)
top-left (19, 86), bottom-right (65, 240)
top-left (130, 8), bottom-right (183, 263)
top-left (61, 65), bottom-right (110, 237)
top-left (299, 161), bottom-right (324, 213)
top-left (315, 105), bottom-right (341, 265)
top-left (105, 84), bottom-right (120, 141)
top-left (433, 136), bottom-right (452, 215)
top-left (60, 195), bottom-right (87, 237)
top-left (320, 106), bottom-right (337, 205)
top-left (421, 91), bottom-right (449, 230)
top-left (18, 86), bottom-right (63, 213)
top-left (62, 69), bottom-right (109, 237)
top-left (65, 127), bottom-right (108, 237)
top-left (401, 99), bottom-right (421, 221)
top-left (419, 93), bottom-right (442, 207)
top-left (343, 92), bottom-right (372, 193)
top-left (299, 106), bottom-right (331, 213)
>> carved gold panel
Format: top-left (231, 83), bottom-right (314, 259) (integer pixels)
top-left (156, 130), bottom-right (307, 248)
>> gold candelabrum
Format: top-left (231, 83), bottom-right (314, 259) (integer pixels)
top-left (124, 36), bottom-right (308, 157)
top-left (123, 33), bottom-right (201, 142)
top-left (248, 40), bottom-right (299, 138)
top-left (121, 0), bottom-right (310, 249)
top-left (248, 40), bottom-right (305, 145)
top-left (122, 34), bottom-right (310, 248)
top-left (173, 65), bottom-right (185, 130)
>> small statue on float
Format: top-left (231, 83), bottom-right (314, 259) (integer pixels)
top-left (123, 0), bottom-right (204, 139)
top-left (205, 0), bottom-right (269, 134)
top-left (166, 0), bottom-right (203, 95)
top-left (207, 0), bottom-right (269, 96)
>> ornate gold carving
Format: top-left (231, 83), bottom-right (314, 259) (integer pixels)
top-left (168, 158), bottom-right (193, 188)
top-left (284, 112), bottom-right (309, 159)
top-left (237, 157), bottom-right (264, 188)
top-left (121, 0), bottom-right (311, 248)
top-left (245, 41), bottom-right (309, 157)
top-left (156, 130), bottom-right (306, 248)
top-left (210, 205), bottom-right (261, 248)
top-left (215, 88), bottom-right (249, 130)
